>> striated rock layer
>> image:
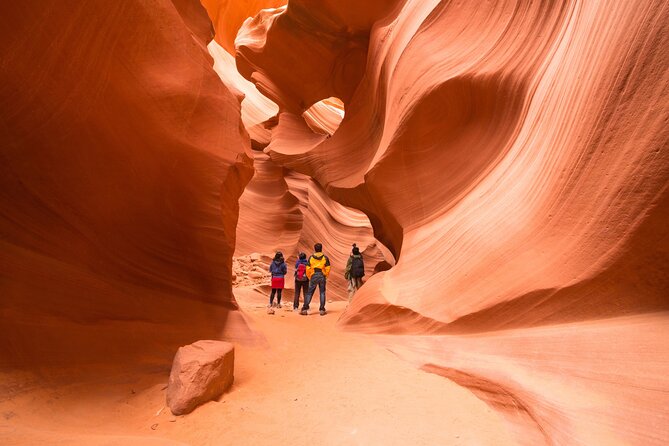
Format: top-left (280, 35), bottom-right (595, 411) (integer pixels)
top-left (234, 0), bottom-right (669, 444)
top-left (0, 1), bottom-right (254, 370)
top-left (234, 152), bottom-right (392, 298)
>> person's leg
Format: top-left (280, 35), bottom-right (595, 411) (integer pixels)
top-left (347, 278), bottom-right (355, 302)
top-left (269, 288), bottom-right (276, 306)
top-left (277, 288), bottom-right (282, 306)
top-left (294, 281), bottom-right (301, 309)
top-left (318, 277), bottom-right (327, 313)
top-left (297, 281), bottom-right (308, 309)
top-left (302, 279), bottom-right (317, 312)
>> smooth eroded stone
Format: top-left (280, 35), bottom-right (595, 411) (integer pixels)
top-left (167, 340), bottom-right (234, 415)
top-left (248, 271), bottom-right (264, 279)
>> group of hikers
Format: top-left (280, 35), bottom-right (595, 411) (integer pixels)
top-left (267, 242), bottom-right (365, 316)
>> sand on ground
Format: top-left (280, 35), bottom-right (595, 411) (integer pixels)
top-left (0, 286), bottom-right (514, 445)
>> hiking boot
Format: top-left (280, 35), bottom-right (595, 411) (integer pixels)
top-left (277, 303), bottom-right (282, 309)
top-left (300, 309), bottom-right (308, 315)
top-left (319, 310), bottom-right (327, 316)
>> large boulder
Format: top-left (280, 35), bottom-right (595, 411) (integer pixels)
top-left (167, 340), bottom-right (235, 415)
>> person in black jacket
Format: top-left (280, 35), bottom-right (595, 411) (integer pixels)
top-left (345, 244), bottom-right (365, 302)
top-left (293, 252), bottom-right (309, 310)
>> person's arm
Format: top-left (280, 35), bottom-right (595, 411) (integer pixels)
top-left (281, 262), bottom-right (287, 275)
top-left (306, 256), bottom-right (313, 279)
top-left (323, 255), bottom-right (331, 277)
top-left (345, 256), bottom-right (352, 279)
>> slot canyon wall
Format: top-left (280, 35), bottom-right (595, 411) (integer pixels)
top-left (207, 28), bottom-right (392, 298)
top-left (0, 1), bottom-right (256, 370)
top-left (228, 0), bottom-right (669, 444)
top-left (0, 0), bottom-right (667, 445)
top-left (233, 152), bottom-right (392, 298)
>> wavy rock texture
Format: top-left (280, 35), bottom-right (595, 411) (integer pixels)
top-left (209, 40), bottom-right (279, 148)
top-left (201, 0), bottom-right (286, 54)
top-left (234, 152), bottom-right (392, 298)
top-left (302, 97), bottom-right (345, 136)
top-left (0, 1), bottom-right (254, 370)
top-left (235, 0), bottom-right (669, 444)
top-left (206, 18), bottom-right (390, 296)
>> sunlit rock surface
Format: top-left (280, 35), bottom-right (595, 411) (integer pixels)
top-left (0, 1), bottom-right (254, 369)
top-left (235, 0), bottom-right (669, 444)
top-left (208, 40), bottom-right (279, 149)
top-left (1, 0), bottom-right (667, 444)
top-left (201, 0), bottom-right (286, 55)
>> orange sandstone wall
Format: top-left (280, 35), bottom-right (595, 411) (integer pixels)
top-left (200, 0), bottom-right (286, 55)
top-left (234, 152), bottom-right (392, 298)
top-left (235, 0), bottom-right (669, 444)
top-left (0, 1), bottom-right (253, 369)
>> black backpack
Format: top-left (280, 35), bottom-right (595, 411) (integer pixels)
top-left (350, 256), bottom-right (365, 278)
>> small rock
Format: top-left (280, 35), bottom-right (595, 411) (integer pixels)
top-left (249, 252), bottom-right (261, 262)
top-left (166, 340), bottom-right (235, 416)
top-left (248, 271), bottom-right (264, 279)
top-left (151, 423), bottom-right (158, 430)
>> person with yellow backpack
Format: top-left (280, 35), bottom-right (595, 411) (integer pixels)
top-left (300, 243), bottom-right (331, 316)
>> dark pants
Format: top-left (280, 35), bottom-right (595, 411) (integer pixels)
top-left (302, 274), bottom-right (326, 312)
top-left (294, 280), bottom-right (309, 309)
top-left (269, 288), bottom-right (282, 305)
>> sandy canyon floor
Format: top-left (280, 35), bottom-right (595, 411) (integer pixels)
top-left (0, 286), bottom-right (515, 446)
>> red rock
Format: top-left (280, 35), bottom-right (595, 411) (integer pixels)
top-left (231, 1), bottom-right (669, 444)
top-left (167, 341), bottom-right (235, 416)
top-left (0, 0), bottom-right (256, 369)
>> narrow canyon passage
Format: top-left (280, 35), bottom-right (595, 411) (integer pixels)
top-left (1, 0), bottom-right (668, 445)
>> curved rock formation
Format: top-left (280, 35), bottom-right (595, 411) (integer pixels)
top-left (0, 1), bottom-right (254, 369)
top-left (209, 40), bottom-right (279, 148)
top-left (2, 0), bottom-right (668, 444)
top-left (234, 152), bottom-right (392, 298)
top-left (201, 0), bottom-right (286, 55)
top-left (302, 97), bottom-right (345, 136)
top-left (235, 0), bottom-right (402, 113)
top-left (235, 0), bottom-right (669, 444)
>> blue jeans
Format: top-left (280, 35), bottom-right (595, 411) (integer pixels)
top-left (302, 274), bottom-right (326, 311)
